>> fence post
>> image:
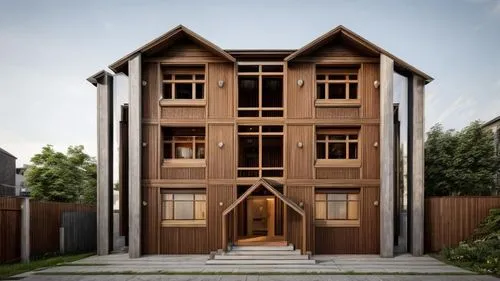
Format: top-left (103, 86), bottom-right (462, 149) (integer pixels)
top-left (21, 197), bottom-right (30, 262)
top-left (59, 227), bottom-right (65, 254)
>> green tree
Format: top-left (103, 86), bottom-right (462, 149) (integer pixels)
top-left (25, 145), bottom-right (97, 203)
top-left (425, 121), bottom-right (500, 196)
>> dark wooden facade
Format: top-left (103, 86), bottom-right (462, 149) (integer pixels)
top-left (123, 26), bottom-right (388, 255)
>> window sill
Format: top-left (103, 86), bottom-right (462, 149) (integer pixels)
top-left (315, 159), bottom-right (361, 168)
top-left (315, 220), bottom-right (360, 228)
top-left (162, 159), bottom-right (206, 168)
top-left (159, 99), bottom-right (206, 107)
top-left (315, 100), bottom-right (361, 108)
top-left (161, 220), bottom-right (206, 228)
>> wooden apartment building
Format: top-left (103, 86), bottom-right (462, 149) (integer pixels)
top-left (88, 25), bottom-right (431, 259)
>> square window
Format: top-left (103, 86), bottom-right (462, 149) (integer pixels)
top-left (174, 201), bottom-right (193, 220)
top-left (328, 201), bottom-right (347, 219)
top-left (175, 143), bottom-right (193, 159)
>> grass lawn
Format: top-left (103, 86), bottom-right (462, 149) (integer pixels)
top-left (0, 253), bottom-right (93, 280)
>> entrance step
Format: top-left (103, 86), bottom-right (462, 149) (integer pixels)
top-left (207, 244), bottom-right (315, 265)
top-left (226, 249), bottom-right (302, 256)
top-left (231, 245), bottom-right (294, 251)
top-left (235, 240), bottom-right (288, 246)
top-left (215, 254), bottom-right (309, 260)
top-left (206, 259), bottom-right (316, 265)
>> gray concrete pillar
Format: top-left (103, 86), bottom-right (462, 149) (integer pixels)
top-left (411, 75), bottom-right (425, 256)
top-left (92, 71), bottom-right (114, 256)
top-left (128, 54), bottom-right (142, 258)
top-left (21, 197), bottom-right (30, 262)
top-left (380, 54), bottom-right (394, 258)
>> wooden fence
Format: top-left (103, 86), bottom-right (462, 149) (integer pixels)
top-left (425, 196), bottom-right (500, 253)
top-left (0, 197), bottom-right (22, 263)
top-left (0, 198), bottom-right (96, 263)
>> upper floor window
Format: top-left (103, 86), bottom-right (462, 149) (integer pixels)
top-left (316, 67), bottom-right (359, 102)
top-left (161, 189), bottom-right (206, 227)
top-left (238, 63), bottom-right (283, 117)
top-left (316, 127), bottom-right (359, 160)
top-left (315, 189), bottom-right (360, 227)
top-left (161, 65), bottom-right (205, 103)
top-left (163, 127), bottom-right (205, 162)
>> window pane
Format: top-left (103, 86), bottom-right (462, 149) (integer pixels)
top-left (238, 77), bottom-right (259, 107)
top-left (349, 75), bottom-right (358, 80)
top-left (164, 143), bottom-right (172, 159)
top-left (348, 134), bottom-right (358, 140)
top-left (238, 126), bottom-right (259, 133)
top-left (163, 83), bottom-right (172, 99)
top-left (315, 193), bottom-right (326, 201)
top-left (175, 74), bottom-right (192, 80)
top-left (330, 135), bottom-right (346, 140)
top-left (330, 75), bottom-right (345, 80)
top-left (163, 201), bottom-right (173, 220)
top-left (162, 194), bottom-right (173, 200)
top-left (174, 194), bottom-right (194, 201)
top-left (238, 65), bottom-right (259, 72)
top-left (164, 74), bottom-right (173, 80)
top-left (175, 143), bottom-right (193, 159)
top-left (348, 201), bottom-right (359, 220)
top-left (316, 142), bottom-right (326, 159)
top-left (174, 201), bottom-right (194, 220)
top-left (317, 83), bottom-right (325, 99)
top-left (329, 143), bottom-right (346, 159)
top-left (195, 74), bottom-right (205, 80)
top-left (238, 136), bottom-right (259, 167)
top-left (349, 83), bottom-right (358, 99)
top-left (317, 134), bottom-right (326, 140)
top-left (328, 194), bottom-right (347, 201)
top-left (195, 143), bottom-right (205, 159)
top-left (328, 201), bottom-right (347, 219)
top-left (315, 201), bottom-right (326, 220)
top-left (195, 201), bottom-right (206, 220)
top-left (349, 143), bottom-right (358, 159)
top-left (262, 126), bottom-right (283, 133)
top-left (175, 83), bottom-right (193, 99)
top-left (262, 136), bottom-right (283, 167)
top-left (195, 194), bottom-right (206, 201)
top-left (262, 77), bottom-right (283, 107)
top-left (195, 83), bottom-right (204, 99)
top-left (316, 74), bottom-right (326, 80)
top-left (329, 83), bottom-right (346, 99)
top-left (348, 194), bottom-right (359, 201)
top-left (262, 65), bottom-right (283, 72)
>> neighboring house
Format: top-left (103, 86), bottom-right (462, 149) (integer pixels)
top-left (0, 147), bottom-right (17, 196)
top-left (87, 25), bottom-right (431, 260)
top-left (15, 165), bottom-right (30, 196)
top-left (482, 116), bottom-right (500, 195)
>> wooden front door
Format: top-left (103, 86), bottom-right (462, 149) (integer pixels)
top-left (246, 196), bottom-right (275, 237)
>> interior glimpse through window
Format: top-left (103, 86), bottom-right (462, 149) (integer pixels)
top-left (161, 190), bottom-right (206, 226)
top-left (316, 67), bottom-right (359, 101)
top-left (316, 128), bottom-right (359, 160)
top-left (315, 189), bottom-right (360, 226)
top-left (163, 127), bottom-right (205, 160)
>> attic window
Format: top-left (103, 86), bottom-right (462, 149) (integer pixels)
top-left (316, 67), bottom-right (359, 104)
top-left (161, 65), bottom-right (205, 103)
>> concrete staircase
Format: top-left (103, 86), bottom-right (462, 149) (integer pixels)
top-left (206, 244), bottom-right (315, 265)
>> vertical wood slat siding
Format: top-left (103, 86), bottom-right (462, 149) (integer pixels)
top-left (286, 186), bottom-right (313, 252)
top-left (29, 201), bottom-right (95, 257)
top-left (361, 125), bottom-right (380, 179)
top-left (142, 124), bottom-right (159, 179)
top-left (142, 187), bottom-right (158, 254)
top-left (315, 187), bottom-right (379, 254)
top-left (287, 63), bottom-right (314, 119)
top-left (208, 63), bottom-right (234, 118)
top-left (208, 125), bottom-right (235, 179)
top-left (425, 196), bottom-right (500, 253)
top-left (153, 39), bottom-right (227, 63)
top-left (142, 63), bottom-right (159, 119)
top-left (315, 168), bottom-right (360, 179)
top-left (161, 107), bottom-right (206, 120)
top-left (286, 126), bottom-right (313, 179)
top-left (315, 108), bottom-right (359, 119)
top-left (160, 227), bottom-right (208, 254)
top-left (207, 185), bottom-right (236, 251)
top-left (160, 167), bottom-right (205, 179)
top-left (0, 197), bottom-right (22, 263)
top-left (360, 63), bottom-right (380, 119)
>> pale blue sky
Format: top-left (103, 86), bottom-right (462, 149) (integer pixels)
top-left (1, 0), bottom-right (499, 165)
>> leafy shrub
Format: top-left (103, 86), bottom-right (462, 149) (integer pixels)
top-left (442, 209), bottom-right (500, 275)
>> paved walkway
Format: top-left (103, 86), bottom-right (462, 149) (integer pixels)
top-left (12, 254), bottom-right (499, 281)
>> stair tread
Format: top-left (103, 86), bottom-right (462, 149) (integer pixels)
top-left (215, 255), bottom-right (309, 260)
top-left (226, 250), bottom-right (301, 256)
top-left (206, 259), bottom-right (316, 265)
top-left (231, 245), bottom-right (294, 251)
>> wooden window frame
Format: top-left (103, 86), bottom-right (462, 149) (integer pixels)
top-left (237, 125), bottom-right (284, 178)
top-left (237, 63), bottom-right (284, 117)
top-left (162, 127), bottom-right (206, 167)
top-left (315, 68), bottom-right (360, 107)
top-left (161, 189), bottom-right (206, 227)
top-left (160, 67), bottom-right (206, 106)
top-left (315, 189), bottom-right (360, 227)
top-left (315, 128), bottom-right (360, 167)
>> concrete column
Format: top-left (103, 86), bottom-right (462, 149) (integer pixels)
top-left (21, 197), bottom-right (30, 262)
top-left (380, 54), bottom-right (394, 258)
top-left (128, 54), bottom-right (142, 258)
top-left (96, 71), bottom-right (114, 255)
top-left (411, 75), bottom-right (425, 256)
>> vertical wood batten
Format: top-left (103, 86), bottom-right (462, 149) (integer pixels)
top-left (379, 54), bottom-right (394, 257)
top-left (411, 74), bottom-right (425, 256)
top-left (129, 54), bottom-right (142, 258)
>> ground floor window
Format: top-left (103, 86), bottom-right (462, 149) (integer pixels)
top-left (315, 188), bottom-right (360, 227)
top-left (161, 189), bottom-right (206, 227)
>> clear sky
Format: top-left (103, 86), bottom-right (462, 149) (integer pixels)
top-left (1, 0), bottom-right (499, 166)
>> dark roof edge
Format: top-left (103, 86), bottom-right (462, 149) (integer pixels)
top-left (0, 147), bottom-right (17, 159)
top-left (482, 116), bottom-right (500, 128)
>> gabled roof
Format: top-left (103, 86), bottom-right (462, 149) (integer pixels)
top-left (0, 147), bottom-right (16, 159)
top-left (483, 115), bottom-right (500, 128)
top-left (285, 25), bottom-right (433, 83)
top-left (222, 178), bottom-right (304, 217)
top-left (109, 25), bottom-right (236, 73)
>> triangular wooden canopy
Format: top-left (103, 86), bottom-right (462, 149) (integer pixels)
top-left (222, 178), bottom-right (304, 217)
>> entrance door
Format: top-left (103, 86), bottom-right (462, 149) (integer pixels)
top-left (246, 196), bottom-right (275, 237)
